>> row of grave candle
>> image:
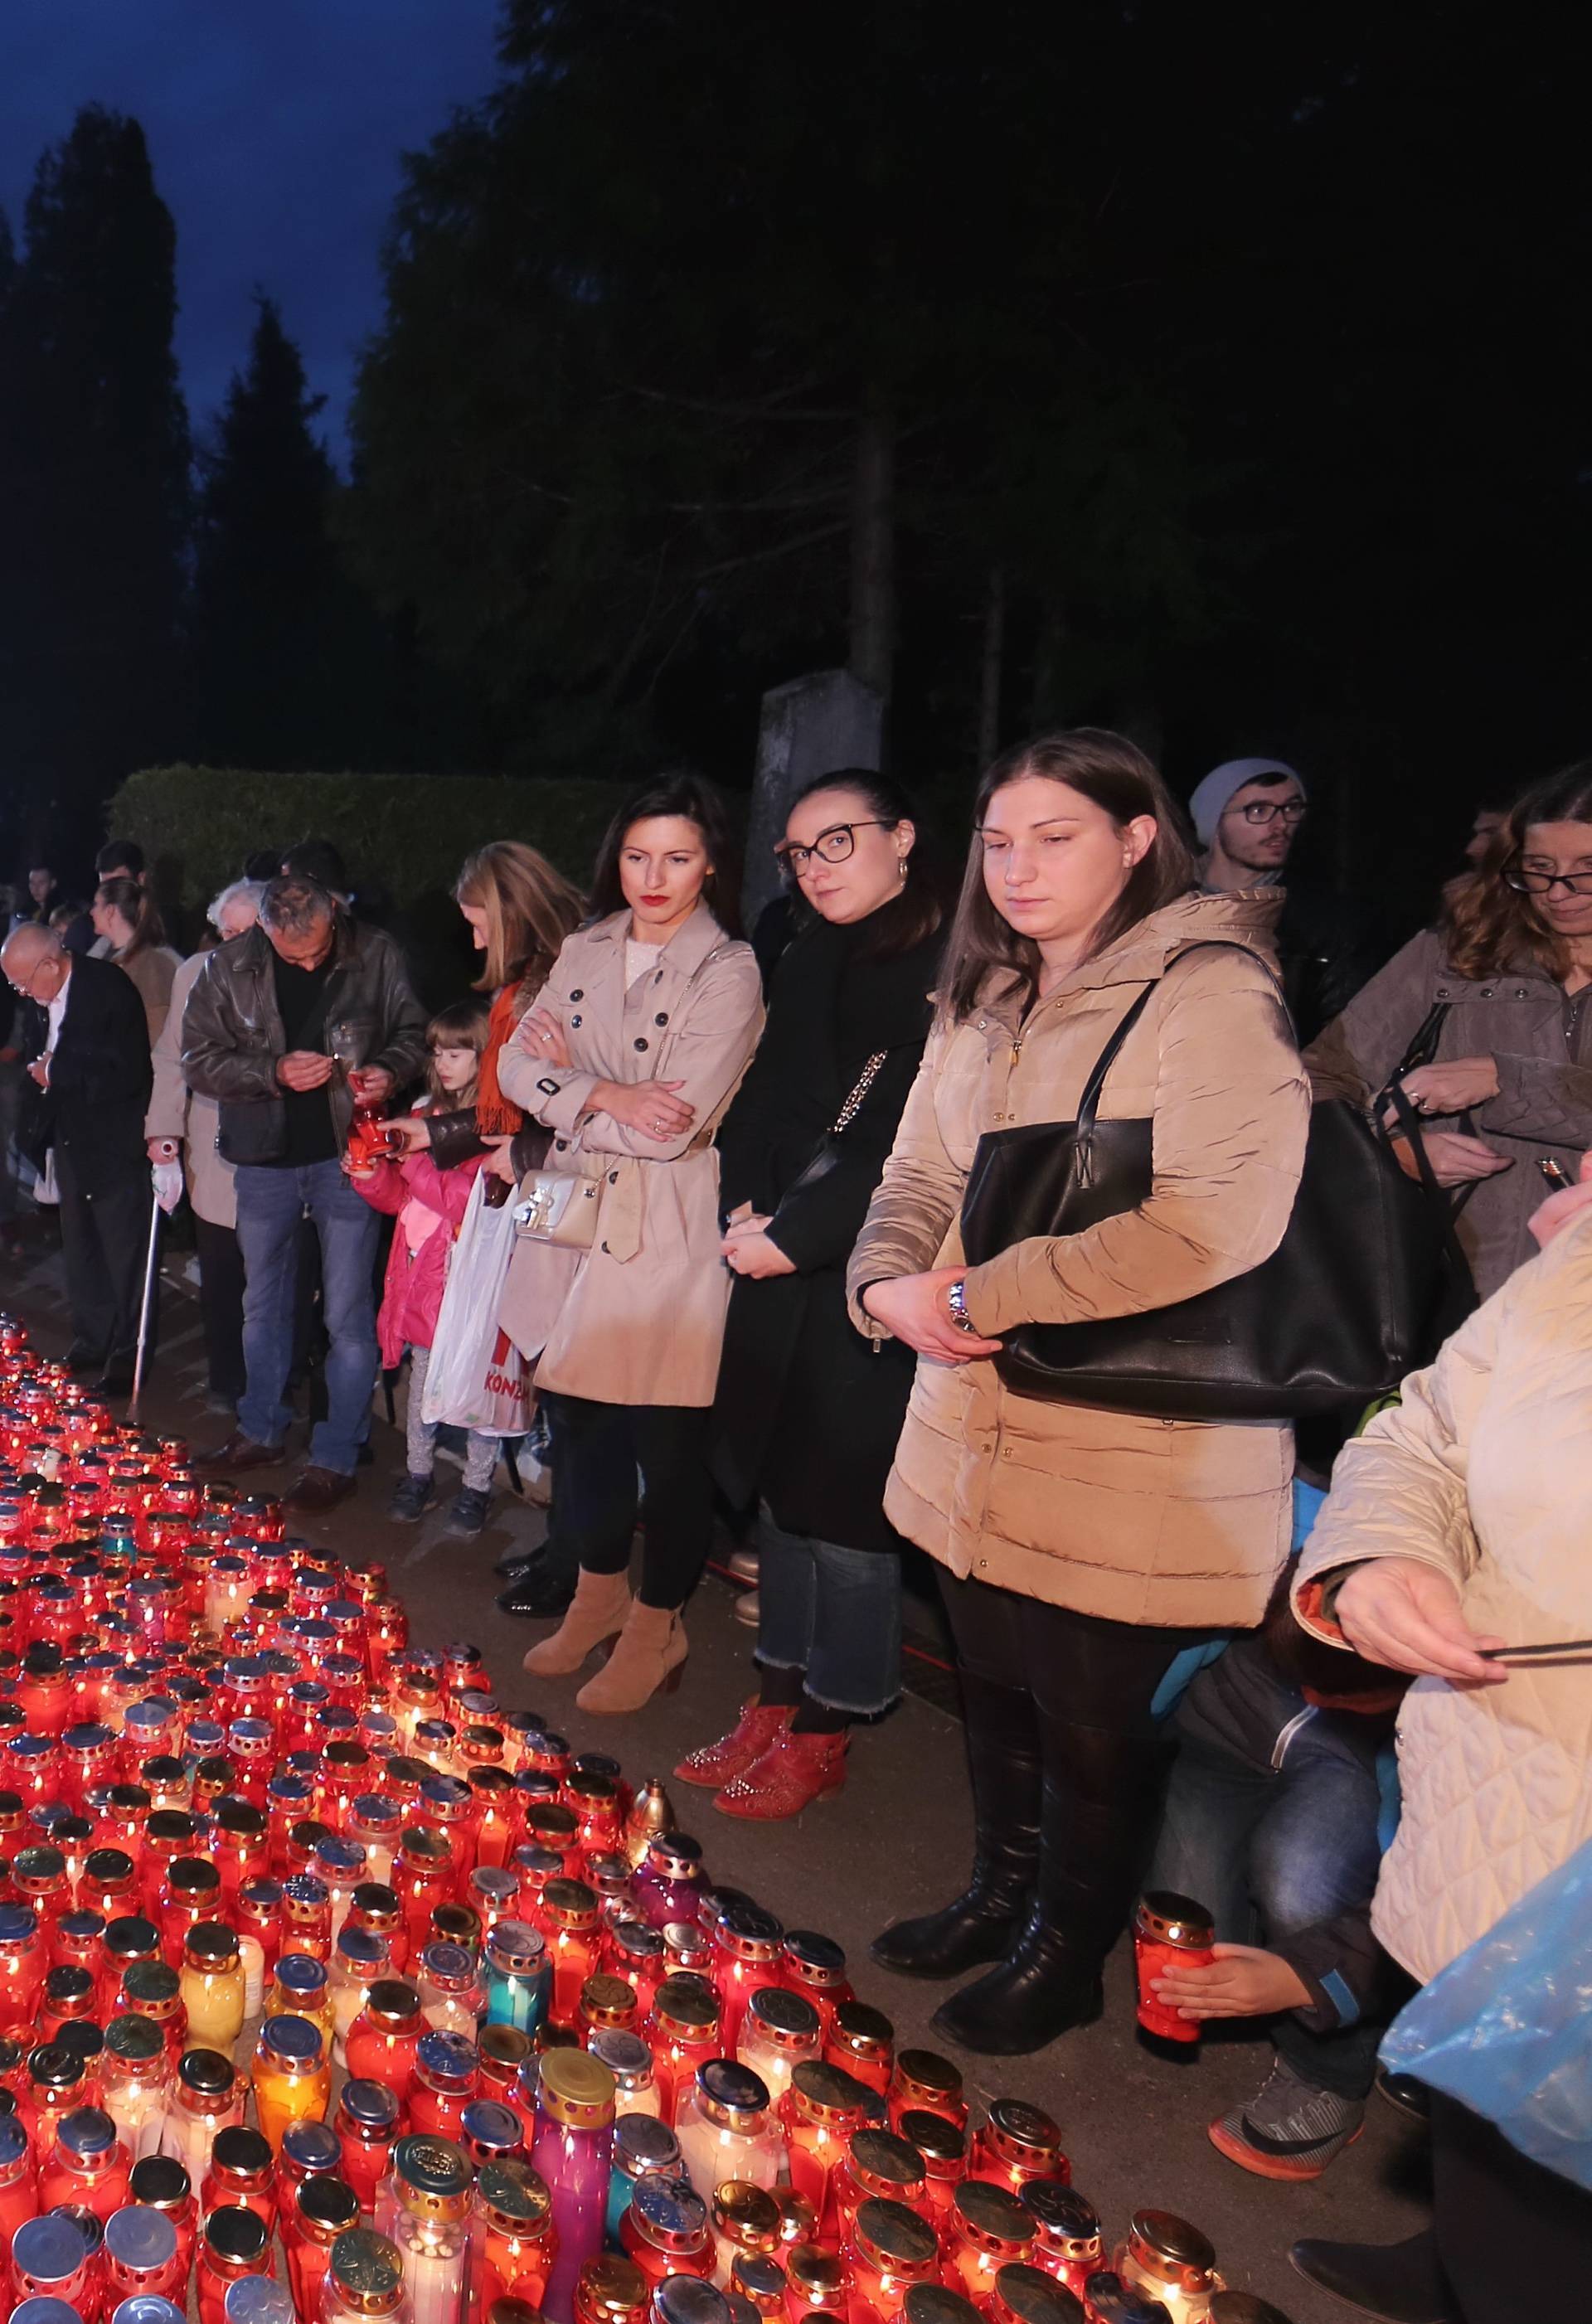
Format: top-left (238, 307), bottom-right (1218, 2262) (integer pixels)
top-left (0, 1315), bottom-right (1284, 2324)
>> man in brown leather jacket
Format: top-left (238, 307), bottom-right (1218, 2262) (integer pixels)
top-left (182, 876), bottom-right (426, 1510)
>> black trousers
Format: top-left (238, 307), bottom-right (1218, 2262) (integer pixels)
top-left (941, 1570), bottom-right (1197, 1953)
top-left (549, 1392), bottom-right (713, 1609)
top-left (1432, 2093), bottom-right (1592, 2322)
top-left (56, 1147), bottom-right (152, 1366)
top-left (194, 1215), bottom-right (248, 1402)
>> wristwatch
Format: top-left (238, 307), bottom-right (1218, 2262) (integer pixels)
top-left (944, 1278), bottom-right (980, 1335)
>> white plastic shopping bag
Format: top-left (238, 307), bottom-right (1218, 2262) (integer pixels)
top-left (420, 1174), bottom-right (531, 1433)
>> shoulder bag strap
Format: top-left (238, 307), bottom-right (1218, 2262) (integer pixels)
top-left (1075, 940), bottom-right (1272, 1140)
top-left (829, 1050), bottom-right (890, 1136)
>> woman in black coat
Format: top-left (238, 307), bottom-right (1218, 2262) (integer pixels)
top-left (677, 770), bottom-right (944, 1820)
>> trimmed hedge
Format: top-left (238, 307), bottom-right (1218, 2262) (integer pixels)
top-left (106, 765), bottom-right (638, 917)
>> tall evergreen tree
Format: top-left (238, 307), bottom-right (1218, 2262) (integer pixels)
top-left (191, 295), bottom-right (342, 767)
top-left (0, 106), bottom-right (190, 841)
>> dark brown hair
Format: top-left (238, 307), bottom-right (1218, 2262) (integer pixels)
top-left (1444, 759), bottom-right (1592, 982)
top-left (589, 772), bottom-right (743, 939)
top-left (425, 997), bottom-right (491, 1108)
top-left (939, 729), bottom-right (1196, 1025)
top-left (95, 876), bottom-right (167, 958)
top-left (780, 768), bottom-right (946, 961)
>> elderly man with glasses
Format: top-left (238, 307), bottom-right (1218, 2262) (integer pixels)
top-left (1190, 756), bottom-right (1380, 1045)
top-left (0, 920), bottom-right (154, 1389)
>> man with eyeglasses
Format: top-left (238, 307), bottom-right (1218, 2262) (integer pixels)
top-left (1190, 756), bottom-right (1379, 1046)
top-left (0, 920), bottom-right (153, 1390)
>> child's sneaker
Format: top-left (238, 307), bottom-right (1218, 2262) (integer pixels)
top-left (388, 1473), bottom-right (436, 1522)
top-left (448, 1487), bottom-right (490, 1537)
top-left (1210, 2056), bottom-right (1365, 2181)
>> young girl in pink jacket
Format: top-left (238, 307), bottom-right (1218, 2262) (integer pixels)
top-left (348, 999), bottom-right (499, 1534)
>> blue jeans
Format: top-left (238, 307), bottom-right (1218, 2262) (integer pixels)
top-left (235, 1161), bottom-right (381, 1476)
top-left (1149, 1670), bottom-right (1385, 2098)
top-left (755, 1511), bottom-right (902, 1717)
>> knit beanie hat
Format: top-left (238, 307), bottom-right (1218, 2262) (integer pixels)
top-left (1187, 758), bottom-right (1305, 847)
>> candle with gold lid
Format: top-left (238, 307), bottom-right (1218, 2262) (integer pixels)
top-left (645, 1974), bottom-right (721, 2126)
top-left (711, 1903), bottom-right (784, 2055)
top-left (575, 2252), bottom-right (649, 2324)
top-left (1018, 2186), bottom-right (1101, 2300)
top-left (710, 2181), bottom-right (780, 2292)
top-left (822, 2002), bottom-right (893, 2100)
top-left (588, 2026), bottom-right (660, 2120)
top-left (381, 2132), bottom-right (475, 2324)
top-left (969, 2101), bottom-right (1067, 2196)
top-left (468, 2157), bottom-right (558, 2321)
top-left (322, 2226), bottom-right (406, 2324)
top-left (1113, 2213), bottom-right (1222, 2324)
top-left (831, 2128), bottom-right (929, 2243)
top-left (985, 2266), bottom-right (1085, 2324)
top-left (778, 2061), bottom-right (872, 2233)
top-left (180, 1923), bottom-right (246, 2060)
top-left (840, 2195), bottom-right (940, 2324)
top-left (886, 2052), bottom-right (963, 2136)
top-left (783, 2242), bottom-right (845, 2324)
top-left (287, 2171), bottom-right (362, 2322)
top-left (942, 2181), bottom-right (1036, 2309)
top-left (530, 2045), bottom-right (617, 2324)
top-left (619, 2176), bottom-right (716, 2288)
top-left (778, 1933), bottom-right (851, 2039)
top-left (737, 1986), bottom-right (821, 2103)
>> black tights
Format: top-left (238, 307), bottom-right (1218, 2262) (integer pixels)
top-left (941, 1570), bottom-right (1196, 1952)
top-left (547, 1393), bottom-right (712, 1609)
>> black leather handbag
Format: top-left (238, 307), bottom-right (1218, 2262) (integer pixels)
top-left (959, 947), bottom-right (1472, 1420)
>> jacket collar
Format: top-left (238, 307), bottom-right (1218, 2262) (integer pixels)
top-left (586, 904), bottom-right (730, 981)
top-left (974, 886), bottom-right (1284, 1030)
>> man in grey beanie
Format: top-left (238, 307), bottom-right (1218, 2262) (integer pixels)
top-left (1190, 756), bottom-right (1380, 1044)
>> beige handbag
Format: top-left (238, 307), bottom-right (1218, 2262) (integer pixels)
top-left (511, 1164), bottom-right (604, 1251)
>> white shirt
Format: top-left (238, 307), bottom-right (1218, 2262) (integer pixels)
top-left (624, 939), bottom-right (663, 990)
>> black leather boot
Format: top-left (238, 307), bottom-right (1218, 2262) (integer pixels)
top-left (931, 1720), bottom-right (1164, 2055)
top-left (1289, 2231), bottom-right (1454, 2323)
top-left (871, 1671), bottom-right (1041, 1979)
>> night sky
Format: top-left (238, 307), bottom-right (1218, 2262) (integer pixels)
top-left (0, 0), bottom-right (503, 461)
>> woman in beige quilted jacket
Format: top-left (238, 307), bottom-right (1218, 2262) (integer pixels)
top-left (1289, 1183), bottom-right (1592, 2324)
top-left (846, 729), bottom-right (1309, 2055)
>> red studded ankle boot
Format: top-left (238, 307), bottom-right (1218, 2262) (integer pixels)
top-left (714, 1725), bottom-right (849, 1821)
top-left (674, 1699), bottom-right (793, 1789)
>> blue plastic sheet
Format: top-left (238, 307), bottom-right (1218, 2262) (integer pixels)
top-left (1381, 1833), bottom-right (1592, 2190)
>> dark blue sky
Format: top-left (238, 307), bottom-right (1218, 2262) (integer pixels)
top-left (0, 0), bottom-right (504, 462)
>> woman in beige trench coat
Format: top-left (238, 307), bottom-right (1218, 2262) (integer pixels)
top-left (847, 730), bottom-right (1308, 2055)
top-left (496, 774), bottom-right (764, 1715)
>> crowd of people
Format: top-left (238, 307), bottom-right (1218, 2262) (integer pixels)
top-left (6, 735), bottom-right (1592, 2322)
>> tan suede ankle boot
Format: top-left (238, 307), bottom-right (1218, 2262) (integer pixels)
top-left (575, 1600), bottom-right (688, 1715)
top-left (522, 1567), bottom-right (633, 1677)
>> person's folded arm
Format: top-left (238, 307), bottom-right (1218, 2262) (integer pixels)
top-left (846, 1036), bottom-right (968, 1337)
top-left (564, 951), bottom-right (765, 1163)
top-left (1479, 1051), bottom-right (1592, 1147)
top-left (959, 954), bottom-right (1308, 1337)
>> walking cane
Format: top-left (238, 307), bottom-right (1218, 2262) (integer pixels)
top-left (127, 1195), bottom-right (163, 1426)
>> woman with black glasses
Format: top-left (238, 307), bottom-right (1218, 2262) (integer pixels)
top-left (677, 770), bottom-right (944, 1819)
top-left (1308, 759), bottom-right (1592, 1298)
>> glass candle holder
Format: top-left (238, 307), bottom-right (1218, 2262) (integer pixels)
top-left (348, 1881), bottom-right (408, 1975)
top-left (574, 2254), bottom-right (649, 2324)
top-left (102, 2200), bottom-right (186, 2307)
top-left (604, 1921), bottom-right (667, 2022)
top-left (778, 1934), bottom-right (851, 2040)
top-left (738, 1987), bottom-right (822, 2105)
top-left (1018, 2186), bottom-right (1103, 2302)
top-left (99, 2012), bottom-right (173, 2161)
top-left (346, 1799), bottom-right (401, 1890)
top-left (1113, 2210), bottom-right (1223, 2324)
top-left (159, 2046), bottom-right (245, 2185)
top-left (467, 2157), bottom-right (558, 2321)
top-left (196, 2204), bottom-right (273, 2324)
top-left (251, 2015), bottom-right (331, 2154)
top-left (330, 1928), bottom-right (388, 2067)
top-left (675, 2060), bottom-right (782, 2197)
top-left (268, 1951), bottom-right (335, 2047)
top-left (1132, 1896), bottom-right (1213, 2048)
top-left (180, 1924), bottom-right (246, 2060)
top-left (710, 2181), bottom-right (781, 2294)
top-left (886, 2052), bottom-right (965, 2137)
top-left (378, 2134), bottom-right (474, 2324)
top-left (129, 2148), bottom-right (199, 2282)
top-left (0, 2109), bottom-right (39, 2258)
top-left (345, 1977), bottom-right (425, 2098)
top-left (579, 1972), bottom-right (639, 2040)
top-left (530, 2046), bottom-right (617, 2324)
top-left (39, 2102), bottom-right (133, 2221)
top-left (19, 2040), bottom-right (91, 2161)
top-left (604, 2114), bottom-right (681, 2244)
top-left (334, 2080), bottom-right (403, 2219)
top-left (287, 2171), bottom-right (362, 2324)
top-left (777, 2066), bottom-right (871, 2240)
top-left (121, 1958), bottom-right (188, 2060)
top-left (541, 1881), bottom-right (601, 2026)
top-left (832, 2130), bottom-right (929, 2244)
top-left (9, 2213), bottom-right (99, 2317)
top-left (942, 2183), bottom-right (1036, 2309)
top-left (784, 2243), bottom-right (847, 2324)
top-left (201, 2123), bottom-right (279, 2233)
top-left (631, 1833), bottom-right (705, 1930)
top-left (277, 2115), bottom-right (342, 2215)
top-left (644, 1975), bottom-right (721, 2127)
top-left (418, 1940), bottom-right (485, 2036)
top-left (983, 2265), bottom-right (1085, 2324)
top-left (396, 1828), bottom-right (455, 1954)
top-left (710, 1904), bottom-right (784, 2057)
top-left (483, 1919), bottom-right (551, 2036)
top-left (410, 2030), bottom-right (481, 2142)
top-left (969, 2103), bottom-right (1068, 2197)
top-left (0, 1901), bottom-right (46, 2035)
top-left (841, 2197), bottom-right (940, 2324)
top-left (587, 2027), bottom-right (660, 2121)
top-left (619, 2177), bottom-right (716, 2288)
top-left (822, 2003), bottom-right (893, 2101)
